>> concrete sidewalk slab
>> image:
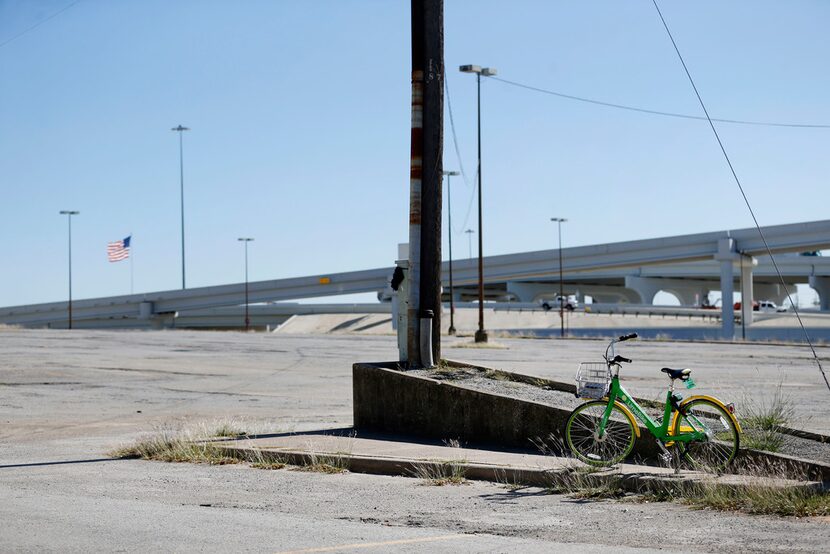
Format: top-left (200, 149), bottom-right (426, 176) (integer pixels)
top-left (212, 430), bottom-right (823, 494)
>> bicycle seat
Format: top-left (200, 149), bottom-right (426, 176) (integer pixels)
top-left (661, 367), bottom-right (691, 381)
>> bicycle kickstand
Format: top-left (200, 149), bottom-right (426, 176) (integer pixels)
top-left (657, 441), bottom-right (680, 474)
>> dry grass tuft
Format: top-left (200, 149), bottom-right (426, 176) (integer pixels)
top-left (640, 481), bottom-right (830, 517)
top-left (110, 419), bottom-right (287, 469)
top-left (291, 451), bottom-right (351, 474)
top-left (483, 369), bottom-right (512, 381)
top-left (740, 380), bottom-right (795, 453)
top-left (544, 463), bottom-right (626, 499)
top-left (688, 482), bottom-right (830, 516)
top-left (250, 460), bottom-right (286, 470)
top-left (109, 425), bottom-right (240, 465)
top-left (413, 439), bottom-right (467, 485)
top-left (211, 419), bottom-right (250, 438)
top-left (533, 429), bottom-right (827, 518)
top-left (412, 460), bottom-right (468, 486)
top-left (111, 423), bottom-right (356, 475)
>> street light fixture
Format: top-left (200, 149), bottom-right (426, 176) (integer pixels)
top-left (465, 229), bottom-right (474, 260)
top-left (171, 124), bottom-right (190, 289)
top-left (238, 238), bottom-right (254, 331)
top-left (460, 64), bottom-right (497, 343)
top-left (443, 170), bottom-right (460, 335)
top-left (551, 217), bottom-right (568, 338)
top-left (59, 210), bottom-right (79, 329)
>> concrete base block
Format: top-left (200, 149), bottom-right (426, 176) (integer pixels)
top-left (352, 361), bottom-right (661, 461)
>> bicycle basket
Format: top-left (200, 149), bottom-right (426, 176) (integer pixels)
top-left (575, 362), bottom-right (611, 399)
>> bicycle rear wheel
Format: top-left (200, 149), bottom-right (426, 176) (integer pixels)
top-left (565, 401), bottom-right (636, 466)
top-left (673, 398), bottom-right (739, 472)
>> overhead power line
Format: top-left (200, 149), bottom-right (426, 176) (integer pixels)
top-left (652, 0), bottom-right (830, 394)
top-left (0, 1), bottom-right (81, 50)
top-left (490, 76), bottom-right (830, 129)
top-left (445, 75), bottom-right (479, 235)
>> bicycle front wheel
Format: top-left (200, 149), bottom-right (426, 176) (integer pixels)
top-left (565, 401), bottom-right (636, 466)
top-left (673, 398), bottom-right (739, 472)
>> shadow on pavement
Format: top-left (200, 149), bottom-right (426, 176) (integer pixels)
top-left (0, 457), bottom-right (130, 470)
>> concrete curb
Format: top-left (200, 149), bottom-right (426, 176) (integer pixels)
top-left (214, 444), bottom-right (824, 496)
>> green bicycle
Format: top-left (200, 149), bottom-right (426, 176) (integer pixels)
top-left (565, 333), bottom-right (741, 471)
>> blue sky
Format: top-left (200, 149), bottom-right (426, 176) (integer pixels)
top-left (1, 0), bottom-right (828, 307)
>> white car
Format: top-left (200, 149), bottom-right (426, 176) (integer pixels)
top-left (542, 296), bottom-right (578, 312)
top-left (758, 301), bottom-right (787, 313)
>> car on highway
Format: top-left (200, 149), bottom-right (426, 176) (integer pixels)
top-left (542, 296), bottom-right (577, 311)
top-left (759, 300), bottom-right (787, 312)
top-left (733, 300), bottom-right (787, 312)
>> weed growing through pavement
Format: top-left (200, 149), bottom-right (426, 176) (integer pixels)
top-left (546, 466), bottom-right (626, 500)
top-left (740, 379), bottom-right (795, 453)
top-left (290, 431), bottom-right (356, 474)
top-left (531, 430), bottom-right (828, 517)
top-left (412, 460), bottom-right (468, 486)
top-left (548, 454), bottom-right (830, 516)
top-left (483, 369), bottom-right (511, 381)
top-left (412, 438), bottom-right (468, 486)
top-left (109, 419), bottom-right (354, 475)
top-left (636, 478), bottom-right (830, 517)
top-left (250, 459), bottom-right (286, 470)
top-left (291, 451), bottom-right (351, 474)
top-left (493, 468), bottom-right (525, 491)
top-left (686, 481), bottom-right (830, 516)
top-left (211, 419), bottom-right (250, 438)
top-left (109, 421), bottom-right (246, 464)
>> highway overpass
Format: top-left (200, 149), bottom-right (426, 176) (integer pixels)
top-left (2, 219), bottom-right (829, 338)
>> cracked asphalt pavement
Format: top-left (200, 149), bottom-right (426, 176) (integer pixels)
top-left (1, 328), bottom-right (828, 552)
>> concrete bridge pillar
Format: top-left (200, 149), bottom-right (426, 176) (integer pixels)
top-left (809, 276), bottom-right (830, 311)
top-left (138, 301), bottom-right (154, 320)
top-left (739, 256), bottom-right (755, 327)
top-left (715, 238), bottom-right (738, 339)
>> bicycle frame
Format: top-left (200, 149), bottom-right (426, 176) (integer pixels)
top-left (599, 375), bottom-right (707, 444)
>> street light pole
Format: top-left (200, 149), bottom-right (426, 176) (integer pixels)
top-left (460, 64), bottom-right (496, 343)
top-left (171, 125), bottom-right (190, 289)
top-left (238, 238), bottom-right (254, 331)
top-left (465, 229), bottom-right (474, 259)
top-left (59, 210), bottom-right (79, 329)
top-left (443, 170), bottom-right (460, 335)
top-left (551, 217), bottom-right (567, 338)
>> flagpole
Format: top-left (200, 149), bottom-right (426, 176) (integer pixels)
top-left (130, 232), bottom-right (134, 294)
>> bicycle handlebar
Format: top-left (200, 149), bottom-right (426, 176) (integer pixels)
top-left (606, 334), bottom-right (637, 367)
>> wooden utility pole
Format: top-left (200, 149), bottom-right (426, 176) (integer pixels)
top-left (409, 0), bottom-right (443, 366)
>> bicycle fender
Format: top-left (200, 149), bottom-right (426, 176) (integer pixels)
top-left (672, 395), bottom-right (742, 434)
top-left (609, 400), bottom-right (641, 438)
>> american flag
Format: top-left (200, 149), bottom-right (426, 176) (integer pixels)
top-left (107, 236), bottom-right (131, 262)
